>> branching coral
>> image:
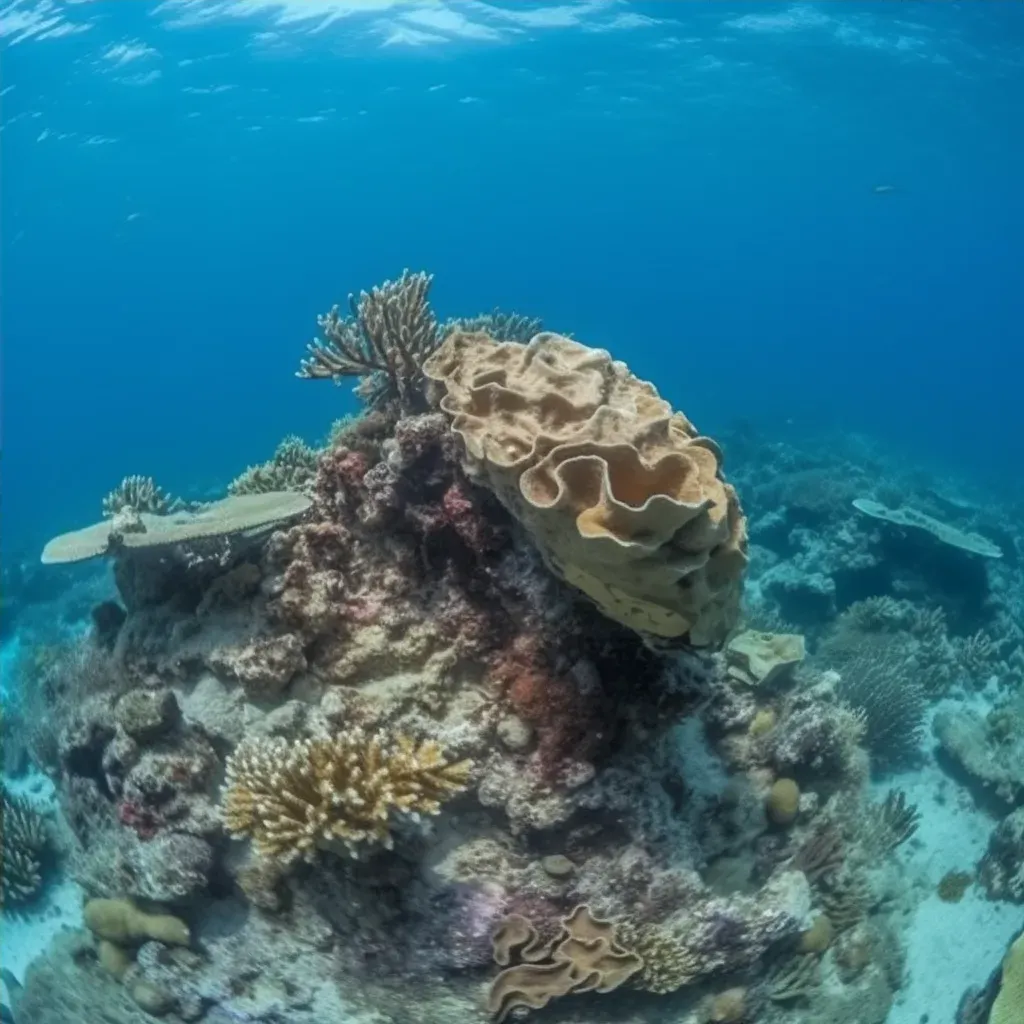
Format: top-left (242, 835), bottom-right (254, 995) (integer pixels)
top-left (863, 789), bottom-right (920, 854)
top-left (442, 309), bottom-right (542, 344)
top-left (1, 786), bottom-right (51, 907)
top-left (228, 435), bottom-right (320, 496)
top-left (767, 953), bottom-right (820, 1002)
top-left (820, 870), bottom-right (871, 932)
top-left (222, 729), bottom-right (471, 864)
top-left (102, 475), bottom-right (174, 518)
top-left (297, 270), bottom-right (442, 413)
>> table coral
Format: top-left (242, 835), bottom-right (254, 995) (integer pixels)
top-left (222, 729), bottom-right (471, 864)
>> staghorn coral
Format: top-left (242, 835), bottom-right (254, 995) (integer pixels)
top-left (298, 270), bottom-right (442, 413)
top-left (222, 728), bottom-right (471, 864)
top-left (442, 309), bottom-right (543, 344)
top-left (1, 785), bottom-right (51, 907)
top-left (979, 808), bottom-right (1024, 902)
top-left (424, 330), bottom-right (747, 644)
top-left (102, 475), bottom-right (174, 518)
top-left (487, 905), bottom-right (642, 1022)
top-left (229, 435), bottom-right (320, 496)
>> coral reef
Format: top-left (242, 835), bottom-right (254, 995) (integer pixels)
top-left (13, 276), bottom-right (930, 1024)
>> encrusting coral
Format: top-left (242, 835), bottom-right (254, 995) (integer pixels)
top-left (423, 329), bottom-right (748, 643)
top-left (1, 785), bottom-right (51, 907)
top-left (222, 729), bottom-right (472, 864)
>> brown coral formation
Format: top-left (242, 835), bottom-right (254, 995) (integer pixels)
top-left (487, 906), bottom-right (642, 1022)
top-left (423, 330), bottom-right (747, 643)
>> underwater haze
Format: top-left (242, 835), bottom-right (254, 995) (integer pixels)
top-left (3, 0), bottom-right (1024, 557)
top-left (3, 4), bottom-right (1024, 1024)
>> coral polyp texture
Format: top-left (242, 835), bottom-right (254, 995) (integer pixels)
top-left (223, 730), bottom-right (471, 863)
top-left (1, 786), bottom-right (50, 907)
top-left (423, 330), bottom-right (748, 643)
top-left (101, 475), bottom-right (175, 518)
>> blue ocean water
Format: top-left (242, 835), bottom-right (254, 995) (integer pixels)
top-left (3, 4), bottom-right (1024, 1024)
top-left (4, 0), bottom-right (1023, 560)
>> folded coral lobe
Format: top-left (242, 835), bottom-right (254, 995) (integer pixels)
top-left (424, 330), bottom-right (747, 644)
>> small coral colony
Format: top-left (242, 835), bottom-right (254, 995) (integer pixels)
top-left (2, 271), bottom-right (1022, 1024)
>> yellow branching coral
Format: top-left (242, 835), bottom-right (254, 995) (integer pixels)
top-left (222, 730), bottom-right (471, 864)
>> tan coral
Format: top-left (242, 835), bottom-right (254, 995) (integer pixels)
top-left (42, 492), bottom-right (312, 565)
top-left (423, 331), bottom-right (747, 643)
top-left (487, 906), bottom-right (642, 1022)
top-left (222, 728), bottom-right (471, 865)
top-left (726, 630), bottom-right (805, 687)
